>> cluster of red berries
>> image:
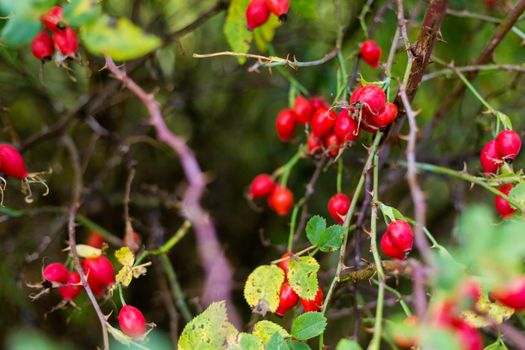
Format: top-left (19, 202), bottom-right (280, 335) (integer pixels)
top-left (246, 0), bottom-right (290, 30)
top-left (380, 220), bottom-right (414, 260)
top-left (360, 40), bottom-right (382, 68)
top-left (31, 6), bottom-right (79, 62)
top-left (42, 262), bottom-right (82, 301)
top-left (249, 174), bottom-right (294, 216)
top-left (479, 129), bottom-right (522, 218)
top-left (275, 253), bottom-right (323, 316)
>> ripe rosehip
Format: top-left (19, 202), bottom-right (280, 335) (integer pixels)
top-left (495, 130), bottom-right (521, 161)
top-left (310, 96), bottom-right (329, 112)
top-left (380, 233), bottom-right (405, 260)
top-left (300, 287), bottom-right (323, 312)
top-left (307, 133), bottom-right (323, 155)
top-left (265, 0), bottom-right (290, 19)
top-left (480, 140), bottom-right (501, 174)
top-left (369, 102), bottom-right (398, 128)
top-left (494, 184), bottom-right (516, 219)
top-left (246, 0), bottom-right (270, 30)
top-left (452, 318), bottom-right (484, 350)
top-left (275, 109), bottom-right (297, 142)
top-left (119, 305), bottom-right (147, 339)
top-left (87, 230), bottom-right (105, 248)
top-left (53, 27), bottom-right (78, 57)
top-left (327, 193), bottom-right (350, 224)
top-left (350, 85), bottom-right (386, 121)
top-left (386, 220), bottom-right (414, 252)
top-left (335, 109), bottom-right (360, 143)
top-left (279, 252), bottom-right (293, 273)
top-left (249, 174), bottom-right (275, 199)
top-left (268, 185), bottom-right (294, 216)
top-left (58, 271), bottom-right (82, 300)
top-left (323, 133), bottom-right (341, 157)
top-left (360, 40), bottom-right (382, 68)
top-left (459, 279), bottom-right (482, 305)
top-left (82, 256), bottom-right (115, 287)
top-left (276, 281), bottom-right (299, 316)
top-left (0, 144), bottom-right (28, 179)
top-left (392, 316), bottom-right (418, 349)
top-left (311, 107), bottom-right (337, 138)
top-left (42, 6), bottom-right (65, 32)
top-left (31, 31), bottom-right (54, 62)
top-left (293, 95), bottom-right (314, 124)
top-left (492, 277), bottom-right (525, 310)
top-left (43, 263), bottom-right (69, 284)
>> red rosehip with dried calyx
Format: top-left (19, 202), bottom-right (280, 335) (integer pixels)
top-left (53, 27), bottom-right (78, 57)
top-left (276, 109), bottom-right (297, 142)
top-left (480, 140), bottom-right (501, 174)
top-left (491, 276), bottom-right (525, 310)
top-left (310, 96), bottom-right (329, 112)
top-left (369, 102), bottom-right (398, 128)
top-left (300, 287), bottom-right (323, 312)
top-left (350, 85), bottom-right (386, 122)
top-left (323, 133), bottom-right (341, 157)
top-left (328, 193), bottom-right (350, 224)
top-left (307, 133), bottom-right (322, 155)
top-left (31, 31), bottom-right (54, 62)
top-left (380, 220), bottom-right (414, 260)
top-left (42, 6), bottom-right (66, 32)
top-left (268, 185), bottom-right (294, 216)
top-left (494, 184), bottom-right (516, 219)
top-left (293, 95), bottom-right (314, 124)
top-left (265, 0), bottom-right (290, 20)
top-left (246, 0), bottom-right (270, 31)
top-left (43, 263), bottom-right (69, 285)
top-left (59, 271), bottom-right (82, 301)
top-left (275, 281), bottom-right (299, 316)
top-left (119, 305), bottom-right (147, 339)
top-left (0, 144), bottom-right (28, 179)
top-left (360, 40), bottom-right (382, 68)
top-left (311, 107), bottom-right (337, 138)
top-left (249, 174), bottom-right (275, 199)
top-left (335, 109), bottom-right (360, 143)
top-left (82, 256), bottom-right (115, 295)
top-left (495, 130), bottom-right (521, 162)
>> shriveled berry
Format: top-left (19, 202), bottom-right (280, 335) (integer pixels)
top-left (307, 133), bottom-right (323, 155)
top-left (246, 0), bottom-right (270, 31)
top-left (53, 27), bottom-right (78, 57)
top-left (350, 85), bottom-right (386, 121)
top-left (276, 281), bottom-right (299, 316)
top-left (494, 184), bottom-right (516, 219)
top-left (0, 144), bottom-right (28, 179)
top-left (335, 109), bottom-right (360, 143)
top-left (119, 305), bottom-right (147, 339)
top-left (279, 252), bottom-right (293, 273)
top-left (380, 233), bottom-right (405, 260)
top-left (300, 287), bottom-right (323, 312)
top-left (31, 31), bottom-right (54, 62)
top-left (311, 107), bottom-right (337, 138)
top-left (87, 230), bottom-right (105, 248)
top-left (42, 6), bottom-right (65, 31)
top-left (369, 102), bottom-right (398, 128)
top-left (495, 130), bottom-right (521, 161)
top-left (82, 256), bottom-right (115, 287)
top-left (360, 40), bottom-right (382, 68)
top-left (275, 109), bottom-right (297, 142)
top-left (43, 263), bottom-right (69, 284)
top-left (480, 140), bottom-right (500, 174)
top-left (265, 0), bottom-right (290, 20)
top-left (59, 271), bottom-right (82, 300)
top-left (327, 193), bottom-right (350, 224)
top-left (492, 277), bottom-right (525, 310)
top-left (293, 95), bottom-right (314, 124)
top-left (249, 174), bottom-right (275, 199)
top-left (386, 220), bottom-right (413, 253)
top-left (323, 133), bottom-right (341, 157)
top-left (268, 185), bottom-right (294, 216)
top-left (310, 96), bottom-right (329, 112)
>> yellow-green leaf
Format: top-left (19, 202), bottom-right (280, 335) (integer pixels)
top-left (64, 0), bottom-right (102, 26)
top-left (461, 295), bottom-right (514, 328)
top-left (244, 265), bottom-right (284, 315)
top-left (252, 320), bottom-right (289, 345)
top-left (227, 332), bottom-right (264, 350)
top-left (74, 244), bottom-right (101, 258)
top-left (288, 256), bottom-right (319, 299)
top-left (253, 15), bottom-right (281, 53)
top-left (223, 0), bottom-right (252, 64)
top-left (115, 247), bottom-right (134, 267)
top-left (115, 266), bottom-right (133, 287)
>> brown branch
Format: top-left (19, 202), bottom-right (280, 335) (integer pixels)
top-left (123, 162), bottom-right (138, 251)
top-left (339, 260), bottom-right (411, 283)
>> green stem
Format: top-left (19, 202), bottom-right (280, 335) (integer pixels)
top-left (337, 158), bottom-right (343, 193)
top-left (275, 146), bottom-right (305, 187)
top-left (118, 284), bottom-right (126, 306)
top-left (287, 206), bottom-right (299, 252)
top-left (160, 254), bottom-right (192, 322)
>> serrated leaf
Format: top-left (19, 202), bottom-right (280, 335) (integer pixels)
top-left (496, 112), bottom-right (513, 130)
top-left (318, 225), bottom-right (345, 252)
top-left (336, 339), bottom-right (363, 350)
top-left (244, 265), bottom-right (284, 315)
top-left (115, 247), bottom-right (135, 266)
top-left (291, 312), bottom-right (327, 340)
top-left (461, 295), bottom-right (514, 328)
top-left (178, 301), bottom-right (238, 350)
top-left (252, 321), bottom-right (289, 345)
top-left (305, 215), bottom-right (326, 246)
top-left (81, 15), bottom-right (161, 61)
top-left (74, 244), bottom-right (101, 258)
top-left (291, 0), bottom-right (319, 19)
top-left (484, 339), bottom-right (509, 350)
top-left (63, 0), bottom-right (102, 26)
top-left (509, 183), bottom-right (525, 209)
top-left (253, 15), bottom-right (280, 53)
top-left (115, 266), bottom-right (133, 287)
top-left (288, 256), bottom-right (319, 299)
top-left (266, 333), bottom-right (289, 350)
top-left (227, 332), bottom-right (264, 350)
top-left (287, 340), bottom-right (311, 350)
top-left (223, 0), bottom-right (252, 64)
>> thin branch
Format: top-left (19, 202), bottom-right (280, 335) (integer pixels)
top-left (422, 64), bottom-right (525, 81)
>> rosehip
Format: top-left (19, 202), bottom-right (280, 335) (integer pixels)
top-left (360, 40), bottom-right (382, 68)
top-left (43, 263), bottom-right (69, 284)
top-left (307, 133), bottom-right (323, 155)
top-left (58, 271), bottom-right (82, 300)
top-left (380, 233), bottom-right (405, 260)
top-left (53, 27), bottom-right (78, 57)
top-left (264, 0), bottom-right (290, 20)
top-left (494, 184), bottom-right (516, 219)
top-left (335, 109), bottom-right (360, 143)
top-left (268, 185), bottom-right (293, 216)
top-left (275, 281), bottom-right (299, 316)
top-left (119, 305), bottom-right (147, 339)
top-left (392, 316), bottom-right (418, 349)
top-left (246, 0), bottom-right (270, 31)
top-left (369, 102), bottom-right (398, 128)
top-left (249, 174), bottom-right (275, 199)
top-left (480, 140), bottom-right (500, 174)
top-left (87, 230), bottom-right (105, 248)
top-left (82, 256), bottom-right (115, 287)
top-left (350, 85), bottom-right (386, 120)
top-left (492, 277), bottom-right (525, 310)
top-left (300, 287), bottom-right (323, 312)
top-left (386, 220), bottom-right (414, 253)
top-left (452, 319), bottom-right (484, 350)
top-left (459, 279), bottom-right (482, 305)
top-left (495, 130), bottom-right (521, 161)
top-left (293, 95), bottom-right (314, 124)
top-left (42, 6), bottom-right (65, 32)
top-left (327, 193), bottom-right (350, 224)
top-left (310, 96), bottom-right (329, 112)
top-left (323, 133), bottom-right (341, 157)
top-left (31, 31), bottom-right (54, 62)
top-left (279, 252), bottom-right (293, 273)
top-left (311, 107), bottom-right (337, 138)
top-left (275, 109), bottom-right (297, 142)
top-left (0, 144), bottom-right (28, 179)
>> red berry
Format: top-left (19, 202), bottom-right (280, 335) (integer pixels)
top-left (335, 109), bottom-right (360, 143)
top-left (459, 279), bottom-right (482, 306)
top-left (480, 140), bottom-right (501, 174)
top-left (31, 31), bottom-right (54, 62)
top-left (310, 96), bottom-right (329, 112)
top-left (327, 193), bottom-right (350, 224)
top-left (43, 263), bottom-right (69, 284)
top-left (87, 230), bottom-right (105, 248)
top-left (494, 184), bottom-right (516, 219)
top-left (311, 107), bottom-right (337, 138)
top-left (386, 220), bottom-right (414, 252)
top-left (246, 0), bottom-right (270, 30)
top-left (369, 102), bottom-right (398, 128)
top-left (59, 271), bottom-right (82, 300)
top-left (293, 95), bottom-right (314, 124)
top-left (119, 305), bottom-right (147, 339)
top-left (53, 27), bottom-right (78, 57)
top-left (82, 256), bottom-right (115, 287)
top-left (492, 277), bottom-right (525, 310)
top-left (42, 6), bottom-right (65, 32)
top-left (495, 130), bottom-right (521, 161)
top-left (452, 319), bottom-right (484, 350)
top-left (360, 40), bottom-right (382, 68)
top-left (276, 109), bottom-right (297, 142)
top-left (275, 281), bottom-right (299, 316)
top-left (264, 0), bottom-right (290, 19)
top-left (300, 287), bottom-right (323, 312)
top-left (350, 85), bottom-right (386, 121)
top-left (249, 174), bottom-right (275, 199)
top-left (323, 133), bottom-right (341, 157)
top-left (268, 185), bottom-right (294, 216)
top-left (279, 252), bottom-right (293, 273)
top-left (380, 233), bottom-right (405, 260)
top-left (307, 133), bottom-right (323, 155)
top-left (0, 144), bottom-right (28, 179)
top-left (89, 281), bottom-right (106, 297)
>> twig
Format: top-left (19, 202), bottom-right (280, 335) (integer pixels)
top-left (422, 64), bottom-right (525, 81)
top-left (248, 47), bottom-right (340, 72)
top-left (123, 162), bottom-right (138, 250)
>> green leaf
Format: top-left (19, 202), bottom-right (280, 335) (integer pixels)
top-left (266, 333), bottom-right (289, 350)
top-left (305, 215), bottom-right (326, 246)
top-left (244, 265), bottom-right (284, 315)
top-left (63, 0), bottom-right (102, 27)
top-left (81, 15), bottom-right (161, 61)
top-left (317, 225), bottom-right (345, 252)
top-left (290, 312), bottom-right (327, 340)
top-left (420, 328), bottom-right (462, 350)
top-left (288, 256), bottom-right (319, 299)
top-left (0, 0), bottom-right (55, 14)
top-left (1, 14), bottom-right (41, 47)
top-left (484, 339), bottom-right (509, 350)
top-left (223, 0), bottom-right (252, 64)
top-left (336, 339), bottom-right (363, 350)
top-left (178, 301), bottom-right (238, 350)
top-left (253, 15), bottom-right (281, 53)
top-left (252, 321), bottom-right (289, 345)
top-left (287, 340), bottom-right (311, 350)
top-left (291, 0), bottom-right (319, 19)
top-left (227, 332), bottom-right (264, 350)
top-left (509, 183), bottom-right (525, 209)
top-left (495, 112), bottom-right (513, 130)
